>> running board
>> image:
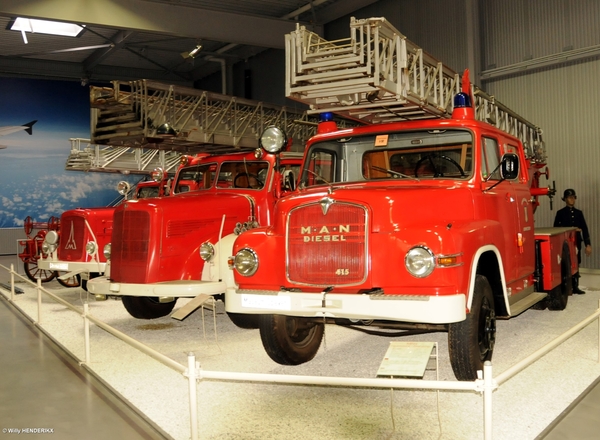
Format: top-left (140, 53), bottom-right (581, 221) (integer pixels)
top-left (509, 291), bottom-right (547, 316)
top-left (171, 294), bottom-right (214, 321)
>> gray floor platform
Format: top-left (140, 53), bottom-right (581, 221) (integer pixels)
top-left (1, 254), bottom-right (600, 439)
top-left (0, 288), bottom-right (168, 440)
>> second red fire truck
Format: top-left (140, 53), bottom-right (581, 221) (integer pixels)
top-left (87, 148), bottom-right (302, 321)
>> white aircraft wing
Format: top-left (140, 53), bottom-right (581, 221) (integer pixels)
top-left (0, 120), bottom-right (37, 137)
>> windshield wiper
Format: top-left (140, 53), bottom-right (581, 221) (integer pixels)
top-left (371, 165), bottom-right (419, 181)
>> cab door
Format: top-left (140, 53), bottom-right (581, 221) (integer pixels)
top-left (480, 135), bottom-right (523, 287)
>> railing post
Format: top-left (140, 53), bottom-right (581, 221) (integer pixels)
top-left (10, 263), bottom-right (15, 301)
top-left (598, 300), bottom-right (600, 363)
top-left (187, 352), bottom-right (199, 440)
top-left (36, 278), bottom-right (42, 324)
top-left (483, 361), bottom-right (494, 440)
top-left (83, 303), bottom-right (91, 364)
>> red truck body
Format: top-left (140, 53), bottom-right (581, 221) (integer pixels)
top-left (87, 149), bottom-right (302, 319)
top-left (227, 100), bottom-right (577, 381)
top-left (37, 174), bottom-right (168, 287)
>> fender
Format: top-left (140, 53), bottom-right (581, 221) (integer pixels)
top-left (200, 232), bottom-right (237, 289)
top-left (466, 244), bottom-right (509, 312)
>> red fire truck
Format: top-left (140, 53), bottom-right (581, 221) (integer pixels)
top-left (37, 169), bottom-right (169, 289)
top-left (225, 18), bottom-right (577, 381)
top-left (18, 216), bottom-right (79, 286)
top-left (86, 149), bottom-right (302, 321)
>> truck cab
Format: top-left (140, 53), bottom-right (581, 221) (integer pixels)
top-left (87, 148), bottom-right (302, 320)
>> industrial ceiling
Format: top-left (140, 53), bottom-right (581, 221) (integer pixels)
top-left (0, 0), bottom-right (379, 86)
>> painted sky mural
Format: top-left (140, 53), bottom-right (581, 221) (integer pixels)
top-left (0, 78), bottom-right (137, 228)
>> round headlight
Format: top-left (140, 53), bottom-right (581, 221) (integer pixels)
top-left (85, 241), bottom-right (98, 256)
top-left (259, 126), bottom-right (286, 154)
top-left (103, 243), bottom-right (111, 260)
top-left (41, 242), bottom-right (51, 254)
top-left (405, 246), bottom-right (436, 278)
top-left (199, 242), bottom-right (215, 261)
top-left (45, 230), bottom-right (59, 246)
top-left (117, 181), bottom-right (130, 196)
top-left (234, 248), bottom-right (259, 276)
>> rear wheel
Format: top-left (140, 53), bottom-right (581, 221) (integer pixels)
top-left (448, 275), bottom-right (496, 381)
top-left (24, 260), bottom-right (56, 283)
top-left (122, 296), bottom-right (177, 319)
top-left (548, 243), bottom-right (572, 311)
top-left (259, 315), bottom-right (324, 365)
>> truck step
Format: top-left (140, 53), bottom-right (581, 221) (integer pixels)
top-left (510, 291), bottom-right (547, 316)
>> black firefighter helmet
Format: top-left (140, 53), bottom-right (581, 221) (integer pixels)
top-left (562, 188), bottom-right (577, 200)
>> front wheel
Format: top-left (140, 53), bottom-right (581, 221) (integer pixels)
top-left (24, 260), bottom-right (56, 283)
top-left (122, 296), bottom-right (177, 319)
top-left (259, 315), bottom-right (324, 365)
top-left (227, 312), bottom-right (260, 329)
top-left (448, 275), bottom-right (496, 381)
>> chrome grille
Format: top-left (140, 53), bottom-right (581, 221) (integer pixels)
top-left (111, 210), bottom-right (150, 283)
top-left (287, 201), bottom-right (367, 286)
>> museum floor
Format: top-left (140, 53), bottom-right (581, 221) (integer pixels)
top-left (1, 253), bottom-right (600, 439)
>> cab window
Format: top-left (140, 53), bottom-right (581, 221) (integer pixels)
top-left (481, 137), bottom-right (501, 180)
top-left (301, 150), bottom-right (336, 186)
top-left (173, 163), bottom-right (216, 193)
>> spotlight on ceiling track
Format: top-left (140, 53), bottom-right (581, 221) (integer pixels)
top-left (181, 44), bottom-right (202, 59)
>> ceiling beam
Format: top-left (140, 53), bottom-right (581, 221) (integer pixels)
top-left (314, 0), bottom-right (381, 24)
top-left (83, 30), bottom-right (134, 73)
top-left (0, 0), bottom-right (314, 49)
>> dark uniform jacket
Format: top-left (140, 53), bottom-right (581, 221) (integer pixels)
top-left (554, 206), bottom-right (591, 249)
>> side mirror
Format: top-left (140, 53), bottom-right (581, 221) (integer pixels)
top-left (282, 170), bottom-right (296, 191)
top-left (500, 153), bottom-right (519, 180)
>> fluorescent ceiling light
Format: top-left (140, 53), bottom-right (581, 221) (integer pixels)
top-left (10, 17), bottom-right (85, 37)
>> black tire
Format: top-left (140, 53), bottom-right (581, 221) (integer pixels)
top-left (548, 243), bottom-right (572, 311)
top-left (55, 272), bottom-right (81, 288)
top-left (122, 296), bottom-right (177, 319)
top-left (24, 260), bottom-right (56, 283)
top-left (80, 273), bottom-right (100, 292)
top-left (448, 275), bottom-right (496, 381)
top-left (259, 314), bottom-right (324, 365)
top-left (227, 312), bottom-right (260, 329)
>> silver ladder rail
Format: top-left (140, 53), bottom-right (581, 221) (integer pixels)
top-left (90, 80), bottom-right (354, 152)
top-left (285, 16), bottom-right (545, 163)
top-left (70, 80), bottom-right (359, 174)
top-left (286, 17), bottom-right (460, 124)
top-left (65, 138), bottom-right (183, 174)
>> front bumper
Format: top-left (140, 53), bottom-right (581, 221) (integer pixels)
top-left (87, 275), bottom-right (227, 298)
top-left (225, 288), bottom-right (466, 324)
top-left (38, 259), bottom-right (106, 275)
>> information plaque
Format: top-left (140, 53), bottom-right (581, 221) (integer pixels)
top-left (376, 341), bottom-right (436, 378)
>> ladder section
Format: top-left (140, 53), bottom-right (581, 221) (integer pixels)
top-left (286, 17), bottom-right (460, 124)
top-left (285, 16), bottom-right (545, 163)
top-left (65, 138), bottom-right (183, 174)
top-left (473, 88), bottom-right (546, 163)
top-left (91, 80), bottom-right (354, 153)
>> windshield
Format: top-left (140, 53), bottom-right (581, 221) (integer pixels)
top-left (216, 161), bottom-right (270, 189)
top-left (173, 162), bottom-right (217, 193)
top-left (300, 129), bottom-right (473, 187)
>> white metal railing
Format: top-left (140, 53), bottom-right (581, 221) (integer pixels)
top-left (1, 261), bottom-right (599, 440)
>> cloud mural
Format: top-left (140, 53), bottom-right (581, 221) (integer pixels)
top-left (0, 78), bottom-right (137, 228)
